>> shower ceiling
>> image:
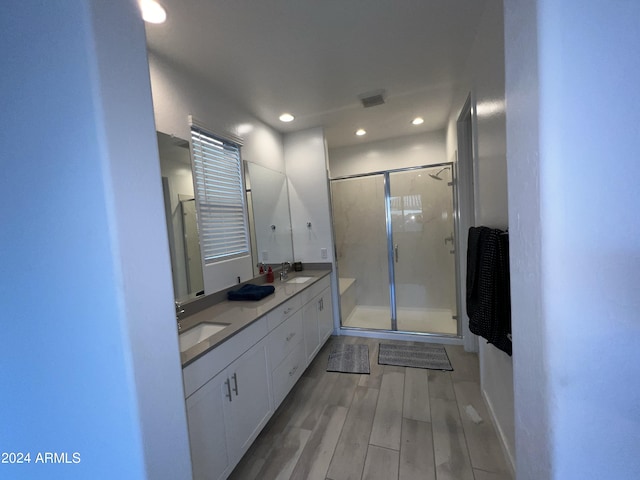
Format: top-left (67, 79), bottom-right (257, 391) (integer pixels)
top-left (144, 0), bottom-right (489, 148)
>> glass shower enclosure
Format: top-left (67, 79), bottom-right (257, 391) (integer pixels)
top-left (331, 163), bottom-right (458, 336)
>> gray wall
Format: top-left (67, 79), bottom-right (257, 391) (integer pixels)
top-left (0, 2), bottom-right (191, 478)
top-left (506, 0), bottom-right (640, 478)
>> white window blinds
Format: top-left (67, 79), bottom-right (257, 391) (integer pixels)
top-left (190, 126), bottom-right (249, 264)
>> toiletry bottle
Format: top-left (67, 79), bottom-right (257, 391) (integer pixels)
top-left (259, 264), bottom-right (265, 275)
top-left (266, 266), bottom-right (274, 283)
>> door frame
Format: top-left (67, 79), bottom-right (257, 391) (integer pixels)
top-left (456, 94), bottom-right (479, 352)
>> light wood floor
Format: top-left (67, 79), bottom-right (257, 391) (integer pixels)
top-left (230, 336), bottom-right (513, 480)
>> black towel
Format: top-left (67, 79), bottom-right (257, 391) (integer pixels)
top-left (227, 284), bottom-right (275, 301)
top-left (466, 227), bottom-right (512, 355)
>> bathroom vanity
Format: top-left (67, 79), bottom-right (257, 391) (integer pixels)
top-left (179, 270), bottom-right (333, 480)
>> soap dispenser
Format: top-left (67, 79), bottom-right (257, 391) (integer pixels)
top-left (266, 266), bottom-right (274, 283)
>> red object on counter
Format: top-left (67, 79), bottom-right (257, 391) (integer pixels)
top-left (266, 266), bottom-right (274, 283)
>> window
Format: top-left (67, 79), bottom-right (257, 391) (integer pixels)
top-left (190, 125), bottom-right (249, 264)
top-left (390, 194), bottom-right (424, 233)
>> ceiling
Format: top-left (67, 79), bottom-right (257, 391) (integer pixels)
top-left (144, 0), bottom-right (488, 149)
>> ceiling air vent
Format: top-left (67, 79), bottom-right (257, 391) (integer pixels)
top-left (358, 89), bottom-right (386, 108)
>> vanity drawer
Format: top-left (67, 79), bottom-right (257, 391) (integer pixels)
top-left (300, 275), bottom-right (330, 304)
top-left (267, 309), bottom-right (303, 369)
top-left (266, 295), bottom-right (302, 331)
top-left (271, 341), bottom-right (305, 407)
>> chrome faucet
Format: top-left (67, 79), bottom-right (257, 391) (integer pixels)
top-left (280, 261), bottom-right (291, 281)
top-left (175, 301), bottom-right (185, 328)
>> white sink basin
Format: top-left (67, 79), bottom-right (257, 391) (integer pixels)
top-left (179, 322), bottom-right (229, 352)
top-left (286, 276), bottom-right (314, 284)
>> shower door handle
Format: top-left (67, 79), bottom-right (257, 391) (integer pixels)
top-left (394, 244), bottom-right (399, 263)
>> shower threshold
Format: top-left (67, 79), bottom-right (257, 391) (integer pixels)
top-left (342, 305), bottom-right (458, 335)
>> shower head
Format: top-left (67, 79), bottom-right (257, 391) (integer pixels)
top-left (428, 166), bottom-right (450, 180)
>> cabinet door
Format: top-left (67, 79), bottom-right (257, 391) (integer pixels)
top-left (223, 338), bottom-right (272, 461)
top-left (318, 288), bottom-right (334, 344)
top-left (318, 288), bottom-right (333, 345)
top-left (302, 296), bottom-right (320, 364)
top-left (186, 372), bottom-right (231, 480)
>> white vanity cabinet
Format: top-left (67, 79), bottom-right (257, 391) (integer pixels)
top-left (301, 276), bottom-right (333, 364)
top-left (222, 340), bottom-right (272, 458)
top-left (183, 273), bottom-right (335, 479)
top-left (186, 371), bottom-right (231, 480)
top-left (183, 320), bottom-right (272, 480)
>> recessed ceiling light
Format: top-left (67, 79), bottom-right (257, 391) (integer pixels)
top-left (411, 117), bottom-right (424, 125)
top-left (279, 113), bottom-right (295, 122)
top-left (140, 0), bottom-right (166, 24)
top-left (355, 129), bottom-right (367, 136)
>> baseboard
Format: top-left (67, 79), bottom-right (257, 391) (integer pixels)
top-left (481, 388), bottom-right (516, 477)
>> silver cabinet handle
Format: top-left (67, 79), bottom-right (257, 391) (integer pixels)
top-left (285, 332), bottom-right (296, 342)
top-left (225, 378), bottom-right (232, 402)
top-left (283, 307), bottom-right (292, 315)
top-left (289, 365), bottom-right (299, 377)
top-left (231, 373), bottom-right (238, 396)
top-left (394, 244), bottom-right (399, 263)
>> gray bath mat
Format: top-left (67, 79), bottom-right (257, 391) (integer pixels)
top-left (378, 343), bottom-right (453, 371)
top-left (327, 344), bottom-right (370, 374)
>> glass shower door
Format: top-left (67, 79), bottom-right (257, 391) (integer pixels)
top-left (388, 166), bottom-right (458, 334)
top-left (331, 175), bottom-right (391, 330)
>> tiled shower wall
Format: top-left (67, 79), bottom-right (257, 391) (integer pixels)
top-left (332, 175), bottom-right (390, 308)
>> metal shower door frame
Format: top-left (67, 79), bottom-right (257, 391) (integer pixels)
top-left (384, 163), bottom-right (456, 334)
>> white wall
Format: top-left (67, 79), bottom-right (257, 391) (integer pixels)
top-left (284, 127), bottom-right (335, 263)
top-left (328, 130), bottom-right (446, 178)
top-left (445, 0), bottom-right (515, 470)
top-left (0, 2), bottom-right (191, 478)
top-left (148, 52), bottom-right (285, 292)
top-left (505, 1), bottom-right (640, 478)
top-left (285, 127), bottom-right (341, 335)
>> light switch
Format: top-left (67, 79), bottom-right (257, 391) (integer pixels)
top-left (320, 248), bottom-right (328, 259)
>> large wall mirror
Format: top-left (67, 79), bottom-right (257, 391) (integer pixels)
top-left (157, 132), bottom-right (204, 303)
top-left (157, 132), bottom-right (295, 303)
top-left (245, 161), bottom-right (294, 275)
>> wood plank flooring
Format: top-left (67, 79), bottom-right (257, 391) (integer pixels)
top-left (229, 336), bottom-right (513, 480)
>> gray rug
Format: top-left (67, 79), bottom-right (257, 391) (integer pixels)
top-left (327, 344), bottom-right (370, 374)
top-left (378, 343), bottom-right (453, 371)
